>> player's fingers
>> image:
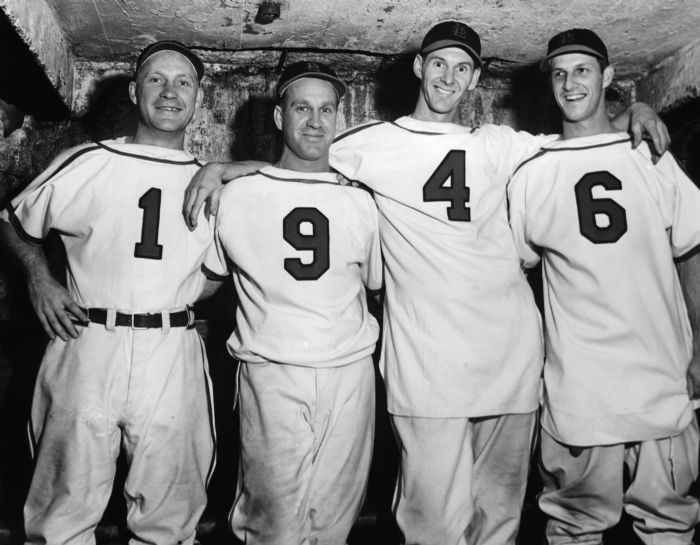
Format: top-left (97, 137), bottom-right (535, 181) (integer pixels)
top-left (44, 308), bottom-right (70, 341)
top-left (210, 187), bottom-right (222, 216)
top-left (65, 300), bottom-right (88, 324)
top-left (659, 121), bottom-right (670, 154)
top-left (183, 187), bottom-right (198, 230)
top-left (189, 188), bottom-right (208, 230)
top-left (630, 121), bottom-right (643, 149)
top-left (36, 311), bottom-right (56, 340)
top-left (54, 305), bottom-right (80, 338)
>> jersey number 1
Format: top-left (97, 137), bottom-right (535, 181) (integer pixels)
top-left (423, 149), bottom-right (471, 221)
top-left (134, 187), bottom-right (163, 260)
top-left (283, 207), bottom-right (330, 281)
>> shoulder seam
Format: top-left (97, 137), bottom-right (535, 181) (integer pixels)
top-left (333, 121), bottom-right (385, 143)
top-left (95, 141), bottom-right (200, 165)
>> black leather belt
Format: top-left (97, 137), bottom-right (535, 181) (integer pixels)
top-left (80, 307), bottom-right (195, 329)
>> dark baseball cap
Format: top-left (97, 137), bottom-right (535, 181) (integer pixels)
top-left (421, 21), bottom-right (483, 67)
top-left (540, 28), bottom-right (608, 71)
top-left (276, 61), bottom-right (346, 100)
top-left (134, 40), bottom-right (205, 81)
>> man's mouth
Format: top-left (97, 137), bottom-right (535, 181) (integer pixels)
top-left (564, 93), bottom-right (586, 102)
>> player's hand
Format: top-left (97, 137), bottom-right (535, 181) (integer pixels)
top-left (687, 353), bottom-right (700, 400)
top-left (336, 172), bottom-right (358, 187)
top-left (27, 273), bottom-right (87, 341)
top-left (627, 102), bottom-right (670, 162)
top-left (183, 162), bottom-right (227, 230)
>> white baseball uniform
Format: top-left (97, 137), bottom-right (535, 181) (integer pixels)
top-left (2, 138), bottom-right (216, 545)
top-left (508, 132), bottom-right (700, 544)
top-left (203, 166), bottom-right (382, 545)
top-left (330, 116), bottom-right (554, 545)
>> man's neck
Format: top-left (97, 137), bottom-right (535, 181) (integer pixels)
top-left (276, 150), bottom-right (329, 173)
top-left (411, 100), bottom-right (458, 124)
top-left (133, 126), bottom-right (186, 150)
top-left (562, 112), bottom-right (617, 140)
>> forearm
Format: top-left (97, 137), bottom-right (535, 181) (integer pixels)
top-left (0, 220), bottom-right (51, 282)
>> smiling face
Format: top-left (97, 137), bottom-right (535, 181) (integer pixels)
top-left (128, 50), bottom-right (202, 149)
top-left (274, 77), bottom-right (338, 172)
top-left (412, 46), bottom-right (481, 123)
top-left (549, 52), bottom-right (615, 137)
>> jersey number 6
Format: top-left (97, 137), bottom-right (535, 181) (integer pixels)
top-left (134, 187), bottom-right (163, 260)
top-left (423, 149), bottom-right (471, 221)
top-left (283, 207), bottom-right (330, 281)
top-left (574, 171), bottom-right (628, 244)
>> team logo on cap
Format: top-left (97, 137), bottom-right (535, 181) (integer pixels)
top-left (451, 22), bottom-right (469, 39)
top-left (307, 61), bottom-right (321, 72)
top-left (558, 31), bottom-right (575, 45)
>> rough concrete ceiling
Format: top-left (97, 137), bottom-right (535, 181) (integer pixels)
top-left (2, 0), bottom-right (700, 115)
top-left (46, 0), bottom-right (700, 77)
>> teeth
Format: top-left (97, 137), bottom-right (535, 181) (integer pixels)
top-left (565, 94), bottom-right (585, 101)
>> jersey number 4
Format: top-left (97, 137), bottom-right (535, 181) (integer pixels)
top-left (134, 187), bottom-right (163, 260)
top-left (423, 150), bottom-right (471, 221)
top-left (574, 171), bottom-right (628, 244)
top-left (283, 207), bottom-right (330, 281)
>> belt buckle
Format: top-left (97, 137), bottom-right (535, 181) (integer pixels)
top-left (130, 313), bottom-right (149, 330)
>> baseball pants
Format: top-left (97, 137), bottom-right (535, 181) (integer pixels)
top-left (24, 324), bottom-right (216, 545)
top-left (539, 417), bottom-right (700, 545)
top-left (391, 411), bottom-right (537, 545)
top-left (230, 356), bottom-right (375, 545)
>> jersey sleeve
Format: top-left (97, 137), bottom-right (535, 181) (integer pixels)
top-left (507, 167), bottom-right (542, 268)
top-left (657, 154), bottom-right (700, 261)
top-left (361, 197), bottom-right (383, 291)
top-left (329, 121), bottom-right (382, 184)
top-left (1, 143), bottom-right (98, 243)
top-left (484, 124), bottom-right (558, 178)
top-left (202, 206), bottom-right (232, 280)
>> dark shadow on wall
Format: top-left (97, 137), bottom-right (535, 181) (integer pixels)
top-left (373, 54), bottom-right (420, 121)
top-left (663, 97), bottom-right (700, 186)
top-left (80, 75), bottom-right (138, 143)
top-left (229, 95), bottom-right (281, 162)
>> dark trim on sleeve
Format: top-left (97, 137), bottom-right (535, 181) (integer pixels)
top-left (674, 243), bottom-right (700, 264)
top-left (6, 205), bottom-right (43, 246)
top-left (333, 121), bottom-right (385, 143)
top-left (96, 141), bottom-right (199, 165)
top-left (201, 263), bottom-right (229, 281)
top-left (511, 149), bottom-right (548, 178)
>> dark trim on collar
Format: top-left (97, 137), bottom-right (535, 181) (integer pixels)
top-left (96, 141), bottom-right (200, 165)
top-left (333, 121), bottom-right (385, 143)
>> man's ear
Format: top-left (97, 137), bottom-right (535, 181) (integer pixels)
top-left (603, 65), bottom-right (614, 88)
top-left (128, 81), bottom-right (138, 106)
top-left (467, 67), bottom-right (482, 91)
top-left (273, 104), bottom-right (283, 131)
top-left (196, 86), bottom-right (204, 109)
top-left (412, 54), bottom-right (424, 80)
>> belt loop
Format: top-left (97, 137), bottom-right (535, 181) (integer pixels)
top-left (106, 309), bottom-right (117, 331)
top-left (161, 310), bottom-right (171, 334)
top-left (187, 306), bottom-right (196, 329)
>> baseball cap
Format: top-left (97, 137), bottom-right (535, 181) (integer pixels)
top-left (540, 28), bottom-right (608, 71)
top-left (134, 40), bottom-right (205, 81)
top-left (421, 21), bottom-right (483, 67)
top-left (276, 61), bottom-right (346, 100)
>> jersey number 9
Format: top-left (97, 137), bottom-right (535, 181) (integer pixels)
top-left (283, 207), bottom-right (330, 281)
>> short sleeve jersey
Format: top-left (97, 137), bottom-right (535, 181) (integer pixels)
top-left (508, 132), bottom-right (700, 446)
top-left (2, 139), bottom-right (212, 311)
top-left (203, 166), bottom-right (382, 368)
top-left (330, 116), bottom-right (555, 417)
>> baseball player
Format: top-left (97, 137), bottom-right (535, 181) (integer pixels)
top-left (0, 41), bottom-right (216, 544)
top-left (507, 29), bottom-right (700, 544)
top-left (182, 22), bottom-right (671, 545)
top-left (201, 61), bottom-right (382, 545)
